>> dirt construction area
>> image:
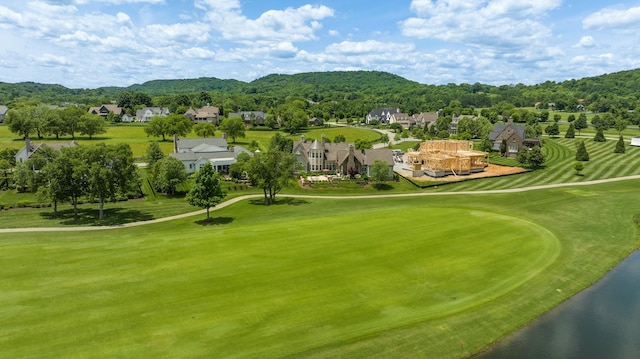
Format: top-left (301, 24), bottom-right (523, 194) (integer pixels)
top-left (397, 163), bottom-right (527, 183)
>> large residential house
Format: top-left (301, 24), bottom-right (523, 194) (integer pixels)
top-left (136, 107), bottom-right (170, 122)
top-left (88, 104), bottom-right (123, 119)
top-left (185, 106), bottom-right (220, 124)
top-left (0, 105), bottom-right (8, 123)
top-left (369, 109), bottom-right (440, 129)
top-left (169, 136), bottom-right (252, 174)
top-left (227, 111), bottom-right (266, 126)
top-left (366, 108), bottom-right (400, 125)
top-left (413, 112), bottom-right (439, 129)
top-left (389, 112), bottom-right (414, 127)
top-left (293, 135), bottom-right (394, 177)
top-left (15, 137), bottom-right (77, 164)
top-left (489, 120), bottom-right (541, 157)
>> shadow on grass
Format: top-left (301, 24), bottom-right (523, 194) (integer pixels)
top-left (248, 197), bottom-right (310, 206)
top-left (40, 207), bottom-right (154, 226)
top-left (195, 217), bottom-right (234, 226)
top-left (372, 183), bottom-right (394, 191)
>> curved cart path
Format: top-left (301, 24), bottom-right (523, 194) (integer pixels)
top-left (3, 174), bottom-right (640, 234)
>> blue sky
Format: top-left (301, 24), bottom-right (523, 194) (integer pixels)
top-left (1, 0), bottom-right (640, 88)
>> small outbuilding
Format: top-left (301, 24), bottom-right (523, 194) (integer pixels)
top-left (631, 136), bottom-right (640, 147)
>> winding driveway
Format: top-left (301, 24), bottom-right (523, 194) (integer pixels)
top-left (2, 174), bottom-right (640, 234)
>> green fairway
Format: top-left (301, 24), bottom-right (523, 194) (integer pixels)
top-left (2, 180), bottom-right (639, 358)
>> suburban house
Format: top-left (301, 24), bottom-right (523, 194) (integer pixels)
top-left (292, 135), bottom-right (394, 177)
top-left (488, 120), bottom-right (541, 157)
top-left (169, 136), bottom-right (252, 174)
top-left (15, 137), bottom-right (78, 163)
top-left (185, 105), bottom-right (220, 125)
top-left (413, 112), bottom-right (439, 129)
top-left (121, 114), bottom-right (135, 123)
top-left (390, 112), bottom-right (414, 128)
top-left (0, 105), bottom-right (8, 123)
top-left (366, 108), bottom-right (400, 125)
top-left (88, 104), bottom-right (123, 119)
top-left (136, 107), bottom-right (170, 122)
top-left (227, 111), bottom-right (266, 126)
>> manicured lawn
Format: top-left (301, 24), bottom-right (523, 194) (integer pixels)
top-left (2, 181), bottom-right (640, 358)
top-left (436, 137), bottom-right (640, 191)
top-left (0, 124), bottom-right (380, 158)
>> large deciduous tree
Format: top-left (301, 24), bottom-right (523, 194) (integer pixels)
top-left (249, 149), bottom-right (294, 205)
top-left (219, 116), bottom-right (245, 143)
top-left (370, 159), bottom-right (391, 184)
top-left (574, 114), bottom-right (588, 135)
top-left (152, 156), bottom-right (187, 195)
top-left (187, 162), bottom-right (226, 220)
top-left (144, 115), bottom-right (167, 140)
top-left (79, 113), bottom-right (107, 139)
top-left (194, 122), bottom-right (216, 138)
top-left (5, 107), bottom-right (34, 138)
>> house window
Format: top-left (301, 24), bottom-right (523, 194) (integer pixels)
top-left (509, 143), bottom-right (518, 153)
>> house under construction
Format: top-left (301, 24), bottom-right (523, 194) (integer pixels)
top-left (406, 140), bottom-right (487, 178)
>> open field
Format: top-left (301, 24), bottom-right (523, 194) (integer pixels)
top-left (0, 124), bottom-right (380, 159)
top-left (1, 181), bottom-right (640, 358)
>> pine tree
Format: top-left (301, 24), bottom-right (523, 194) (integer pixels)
top-left (593, 128), bottom-right (606, 142)
top-left (576, 141), bottom-right (590, 161)
top-left (564, 123), bottom-right (575, 138)
top-left (614, 135), bottom-right (626, 154)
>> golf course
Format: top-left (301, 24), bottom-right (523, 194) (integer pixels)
top-left (2, 177), bottom-right (639, 358)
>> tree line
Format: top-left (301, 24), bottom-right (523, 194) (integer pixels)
top-left (5, 69), bottom-right (640, 125)
top-left (13, 143), bottom-right (140, 220)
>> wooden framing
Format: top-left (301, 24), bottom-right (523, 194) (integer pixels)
top-left (406, 140), bottom-right (487, 177)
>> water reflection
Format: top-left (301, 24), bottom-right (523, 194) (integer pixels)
top-left (476, 250), bottom-right (640, 358)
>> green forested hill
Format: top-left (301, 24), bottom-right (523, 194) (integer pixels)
top-left (1, 69), bottom-right (640, 116)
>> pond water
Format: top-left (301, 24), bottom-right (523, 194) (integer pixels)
top-left (475, 250), bottom-right (640, 358)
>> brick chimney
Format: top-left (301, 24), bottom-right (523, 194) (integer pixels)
top-left (173, 133), bottom-right (179, 153)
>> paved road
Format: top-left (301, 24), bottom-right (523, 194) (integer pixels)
top-left (2, 174), bottom-right (640, 234)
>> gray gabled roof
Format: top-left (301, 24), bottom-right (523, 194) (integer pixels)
top-left (0, 105), bottom-right (8, 115)
top-left (489, 123), bottom-right (526, 141)
top-left (363, 149), bottom-right (394, 165)
top-left (177, 137), bottom-right (228, 152)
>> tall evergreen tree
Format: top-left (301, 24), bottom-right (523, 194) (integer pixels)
top-left (564, 123), bottom-right (575, 138)
top-left (614, 135), bottom-right (626, 154)
top-left (576, 141), bottom-right (590, 161)
top-left (593, 128), bottom-right (606, 142)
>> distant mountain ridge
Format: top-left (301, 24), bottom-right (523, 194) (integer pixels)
top-left (1, 69), bottom-right (639, 113)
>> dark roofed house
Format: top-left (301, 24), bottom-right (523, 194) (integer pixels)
top-left (366, 107), bottom-right (400, 125)
top-left (88, 104), bottom-right (123, 119)
top-left (488, 120), bottom-right (541, 157)
top-left (293, 135), bottom-right (394, 177)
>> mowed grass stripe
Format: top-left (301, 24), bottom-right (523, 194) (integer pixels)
top-left (438, 138), bottom-right (640, 192)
